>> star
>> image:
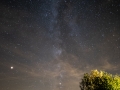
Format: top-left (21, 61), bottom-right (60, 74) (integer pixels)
top-left (59, 83), bottom-right (61, 85)
top-left (11, 66), bottom-right (13, 69)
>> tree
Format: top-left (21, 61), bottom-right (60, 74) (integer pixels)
top-left (80, 70), bottom-right (120, 90)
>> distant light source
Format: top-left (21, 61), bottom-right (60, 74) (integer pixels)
top-left (11, 66), bottom-right (13, 69)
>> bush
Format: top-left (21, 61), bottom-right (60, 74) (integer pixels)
top-left (80, 70), bottom-right (120, 90)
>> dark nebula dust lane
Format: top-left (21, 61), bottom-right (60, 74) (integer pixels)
top-left (0, 0), bottom-right (120, 90)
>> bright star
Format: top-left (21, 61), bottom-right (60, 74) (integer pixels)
top-left (11, 66), bottom-right (13, 69)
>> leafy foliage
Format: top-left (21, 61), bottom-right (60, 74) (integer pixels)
top-left (80, 70), bottom-right (120, 90)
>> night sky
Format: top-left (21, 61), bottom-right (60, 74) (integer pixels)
top-left (0, 0), bottom-right (120, 90)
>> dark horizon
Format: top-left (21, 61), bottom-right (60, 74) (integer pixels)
top-left (0, 0), bottom-right (120, 90)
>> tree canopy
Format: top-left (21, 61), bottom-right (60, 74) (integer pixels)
top-left (80, 70), bottom-right (120, 90)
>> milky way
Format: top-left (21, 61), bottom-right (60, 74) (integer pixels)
top-left (0, 0), bottom-right (120, 90)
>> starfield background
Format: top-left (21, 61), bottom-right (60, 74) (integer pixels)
top-left (0, 0), bottom-right (120, 90)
